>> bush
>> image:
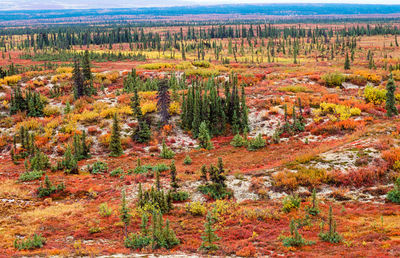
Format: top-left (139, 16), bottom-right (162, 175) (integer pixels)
top-left (282, 219), bottom-right (314, 247)
top-left (125, 233), bottom-right (151, 249)
top-left (364, 84), bottom-right (387, 105)
top-left (90, 161), bottom-right (108, 174)
top-left (198, 184), bottom-right (233, 200)
top-left (110, 167), bottom-right (124, 177)
top-left (37, 175), bottom-right (65, 198)
top-left (30, 151), bottom-right (50, 171)
top-left (282, 194), bottom-right (301, 213)
top-left (98, 203), bottom-right (113, 217)
top-left (170, 191), bottom-right (190, 201)
top-left (14, 234), bottom-right (46, 250)
top-left (183, 155), bottom-right (192, 165)
top-left (159, 140), bottom-right (175, 159)
top-left (319, 206), bottom-right (342, 243)
top-left (19, 170), bottom-right (44, 182)
top-left (322, 72), bottom-right (345, 87)
top-left (43, 104), bottom-right (61, 117)
top-left (247, 134), bottom-right (266, 151)
top-left (186, 201), bottom-right (207, 216)
top-left (230, 134), bottom-right (246, 147)
top-left (387, 177), bottom-right (400, 204)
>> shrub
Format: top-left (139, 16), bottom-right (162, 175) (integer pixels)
top-left (14, 234), bottom-right (46, 250)
top-left (37, 175), bottom-right (65, 198)
top-left (110, 167), bottom-right (124, 177)
top-left (90, 161), bottom-right (108, 174)
top-left (319, 206), bottom-right (342, 243)
top-left (247, 134), bottom-right (266, 151)
top-left (230, 134), bottom-right (246, 147)
top-left (192, 60), bottom-right (211, 68)
top-left (30, 151), bottom-right (50, 171)
top-left (322, 72), bottom-right (345, 87)
top-left (43, 105), bottom-right (61, 117)
top-left (125, 233), bottom-right (151, 249)
top-left (19, 170), bottom-right (44, 182)
top-left (159, 140), bottom-right (175, 159)
top-left (186, 201), bottom-right (207, 216)
top-left (273, 166), bottom-right (328, 190)
top-left (278, 85), bottom-right (312, 93)
top-left (99, 203), bottom-right (113, 217)
top-left (282, 219), bottom-right (314, 247)
top-left (282, 194), bottom-right (301, 213)
top-left (316, 102), bottom-right (361, 121)
top-left (364, 84), bottom-right (387, 105)
top-left (183, 155), bottom-right (192, 165)
top-left (387, 177), bottom-right (400, 204)
top-left (170, 191), bottom-right (190, 201)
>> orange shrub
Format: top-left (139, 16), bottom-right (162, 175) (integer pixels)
top-left (382, 147), bottom-right (400, 167)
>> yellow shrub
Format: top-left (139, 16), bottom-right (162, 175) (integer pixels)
top-left (15, 118), bottom-right (41, 132)
top-left (315, 102), bottom-right (361, 121)
top-left (392, 70), bottom-right (400, 81)
top-left (100, 105), bottom-right (133, 118)
top-left (138, 63), bottom-right (174, 70)
top-left (363, 85), bottom-right (386, 105)
top-left (141, 101), bottom-right (157, 115)
top-left (185, 201), bottom-right (206, 216)
top-left (355, 70), bottom-right (382, 84)
top-left (78, 110), bottom-right (100, 123)
top-left (3, 75), bottom-right (21, 85)
top-left (99, 133), bottom-right (111, 146)
top-left (56, 67), bottom-right (73, 74)
top-left (169, 101), bottom-right (180, 115)
top-left (43, 104), bottom-right (61, 117)
top-left (106, 72), bottom-right (119, 83)
top-left (44, 117), bottom-right (62, 137)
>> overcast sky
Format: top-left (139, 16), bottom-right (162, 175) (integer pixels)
top-left (1, 0), bottom-right (399, 10)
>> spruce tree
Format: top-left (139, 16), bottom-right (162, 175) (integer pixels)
top-left (157, 80), bottom-right (171, 126)
top-left (73, 59), bottom-right (85, 99)
top-left (200, 210), bottom-right (220, 251)
top-left (120, 190), bottom-right (131, 237)
top-left (62, 145), bottom-right (78, 174)
top-left (344, 52), bottom-right (350, 70)
top-left (170, 160), bottom-right (178, 191)
top-left (109, 113), bottom-right (123, 157)
top-left (386, 74), bottom-right (398, 117)
top-left (82, 50), bottom-right (92, 82)
top-left (198, 121), bottom-right (213, 150)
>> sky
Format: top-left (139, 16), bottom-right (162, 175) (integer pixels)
top-left (1, 0), bottom-right (399, 10)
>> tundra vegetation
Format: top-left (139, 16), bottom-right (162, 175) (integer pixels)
top-left (1, 9), bottom-right (400, 256)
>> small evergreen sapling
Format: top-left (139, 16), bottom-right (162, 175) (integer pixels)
top-left (200, 210), bottom-right (220, 251)
top-left (120, 190), bottom-right (131, 237)
top-left (385, 74), bottom-right (398, 117)
top-left (198, 121), bottom-right (213, 150)
top-left (319, 206), bottom-right (342, 243)
top-left (110, 113), bottom-right (123, 157)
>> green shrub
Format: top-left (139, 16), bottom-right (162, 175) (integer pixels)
top-left (247, 134), bottom-right (266, 151)
top-left (19, 170), bottom-right (44, 182)
top-left (99, 203), bottom-right (113, 217)
top-left (170, 191), bottom-right (190, 201)
top-left (387, 177), bottom-right (400, 204)
top-left (230, 134), bottom-right (246, 147)
top-left (37, 175), bottom-right (65, 198)
top-left (183, 155), bottom-right (192, 165)
top-left (322, 72), bottom-right (345, 87)
top-left (125, 233), bottom-right (151, 249)
top-left (153, 163), bottom-right (169, 172)
top-left (90, 161), bottom-right (108, 174)
top-left (110, 167), bottom-right (124, 177)
top-left (159, 140), bottom-right (175, 159)
top-left (282, 219), bottom-right (314, 247)
top-left (319, 206), bottom-right (342, 243)
top-left (29, 151), bottom-right (50, 171)
top-left (198, 184), bottom-right (233, 200)
top-left (282, 194), bottom-right (301, 213)
top-left (14, 234), bottom-right (46, 250)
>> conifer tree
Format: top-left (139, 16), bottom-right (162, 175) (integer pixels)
top-left (386, 74), bottom-right (398, 117)
top-left (109, 113), bottom-right (123, 157)
top-left (120, 190), bottom-right (131, 237)
top-left (82, 50), bottom-right (92, 82)
top-left (157, 80), bottom-right (171, 126)
top-left (73, 59), bottom-right (85, 99)
top-left (200, 210), bottom-right (220, 251)
top-left (170, 160), bottom-right (178, 191)
top-left (344, 52), bottom-right (350, 70)
top-left (198, 121), bottom-right (213, 150)
top-left (62, 145), bottom-right (78, 174)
